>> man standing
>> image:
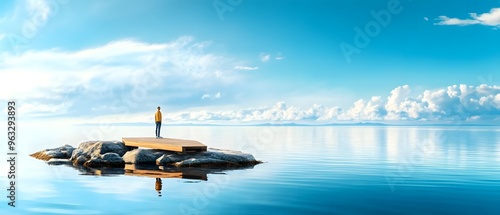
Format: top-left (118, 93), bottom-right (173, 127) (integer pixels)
top-left (155, 106), bottom-right (162, 138)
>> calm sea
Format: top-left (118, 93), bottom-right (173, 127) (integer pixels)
top-left (1, 125), bottom-right (500, 214)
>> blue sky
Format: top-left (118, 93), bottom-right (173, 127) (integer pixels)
top-left (0, 0), bottom-right (499, 124)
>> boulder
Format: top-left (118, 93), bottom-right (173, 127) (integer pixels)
top-left (71, 141), bottom-right (127, 160)
top-left (204, 148), bottom-right (258, 163)
top-left (70, 140), bottom-right (127, 167)
top-left (30, 144), bottom-right (75, 161)
top-left (157, 148), bottom-right (261, 167)
top-left (122, 149), bottom-right (165, 164)
top-left (83, 153), bottom-right (125, 168)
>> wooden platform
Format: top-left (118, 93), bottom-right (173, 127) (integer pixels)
top-left (122, 137), bottom-right (207, 152)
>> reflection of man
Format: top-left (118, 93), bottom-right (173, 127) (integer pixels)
top-left (155, 178), bottom-right (162, 197)
top-left (155, 106), bottom-right (162, 138)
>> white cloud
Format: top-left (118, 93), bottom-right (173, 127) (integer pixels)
top-left (435, 16), bottom-right (480, 26)
top-left (259, 52), bottom-right (270, 62)
top-left (424, 17), bottom-right (429, 21)
top-left (275, 53), bottom-right (285, 60)
top-left (435, 8), bottom-right (500, 27)
top-left (166, 101), bottom-right (325, 122)
top-left (201, 94), bottom-right (211, 99)
top-left (386, 85), bottom-right (411, 112)
top-left (259, 52), bottom-right (285, 62)
top-left (201, 92), bottom-right (221, 100)
top-left (235, 66), bottom-right (259, 70)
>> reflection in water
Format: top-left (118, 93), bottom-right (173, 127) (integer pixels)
top-left (48, 162), bottom-right (255, 196)
top-left (155, 178), bottom-right (162, 197)
top-left (124, 164), bottom-right (211, 181)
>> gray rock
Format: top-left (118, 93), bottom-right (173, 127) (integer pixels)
top-left (101, 152), bottom-right (124, 163)
top-left (123, 149), bottom-right (165, 164)
top-left (46, 158), bottom-right (73, 166)
top-left (156, 152), bottom-right (189, 165)
top-left (203, 148), bottom-right (257, 163)
top-left (70, 140), bottom-right (127, 167)
top-left (71, 141), bottom-right (127, 160)
top-left (84, 152), bottom-right (125, 168)
top-left (30, 144), bottom-right (75, 161)
top-left (157, 148), bottom-right (261, 167)
top-left (73, 155), bottom-right (87, 165)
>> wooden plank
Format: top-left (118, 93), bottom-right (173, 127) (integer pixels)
top-left (122, 137), bottom-right (207, 152)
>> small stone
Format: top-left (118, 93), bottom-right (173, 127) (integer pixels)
top-left (30, 144), bottom-right (75, 161)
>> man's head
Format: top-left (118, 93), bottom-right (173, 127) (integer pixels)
top-left (157, 106), bottom-right (161, 110)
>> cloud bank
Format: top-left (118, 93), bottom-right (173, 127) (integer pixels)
top-left (435, 8), bottom-right (500, 27)
top-left (0, 36), bottom-right (241, 117)
top-left (165, 84), bottom-right (500, 124)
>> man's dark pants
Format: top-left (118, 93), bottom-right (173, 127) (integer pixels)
top-left (155, 121), bottom-right (161, 137)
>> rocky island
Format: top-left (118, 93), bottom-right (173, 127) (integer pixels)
top-left (31, 140), bottom-right (262, 169)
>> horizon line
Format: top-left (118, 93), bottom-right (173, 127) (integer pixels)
top-left (73, 122), bottom-right (500, 127)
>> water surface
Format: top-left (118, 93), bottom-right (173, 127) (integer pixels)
top-left (1, 125), bottom-right (499, 214)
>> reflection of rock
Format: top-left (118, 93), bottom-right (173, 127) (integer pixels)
top-left (125, 164), bottom-right (209, 180)
top-left (46, 158), bottom-right (73, 166)
top-left (69, 163), bottom-right (256, 181)
top-left (70, 141), bottom-right (127, 168)
top-left (30, 144), bottom-right (75, 161)
top-left (77, 166), bottom-right (126, 176)
top-left (174, 158), bottom-right (237, 168)
top-left (32, 141), bottom-right (261, 169)
top-left (123, 149), bottom-right (165, 164)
